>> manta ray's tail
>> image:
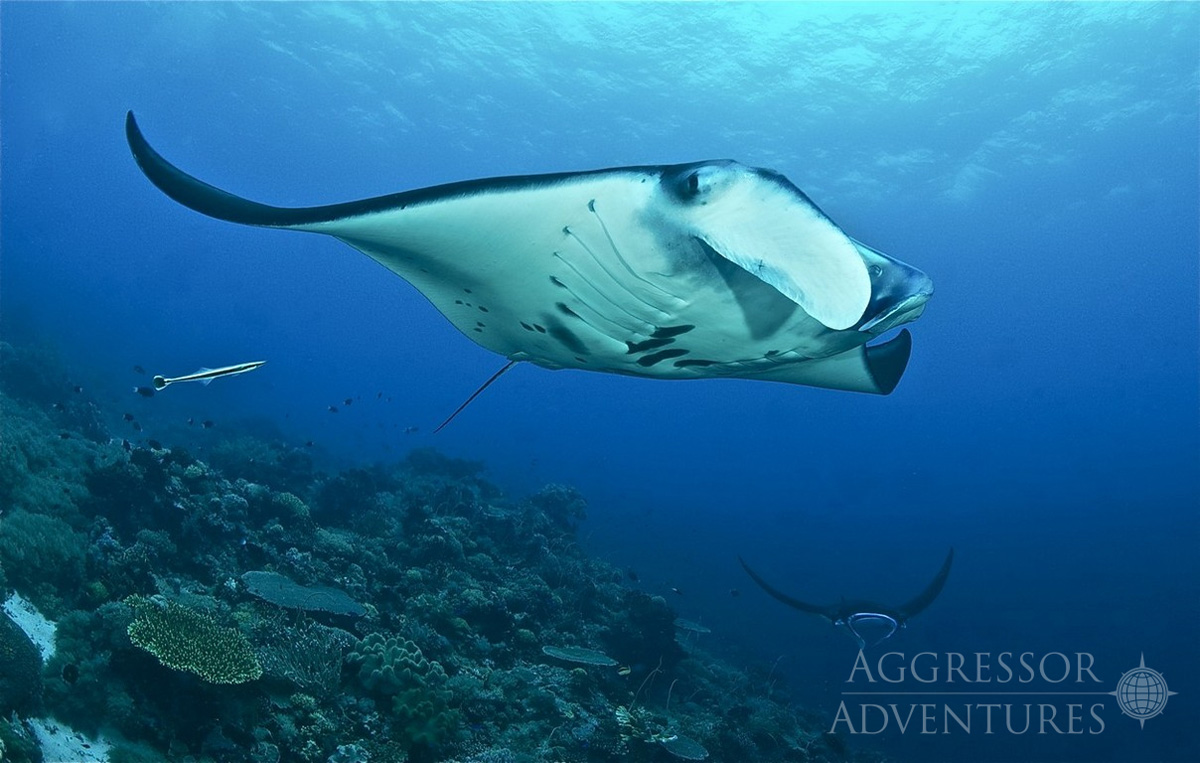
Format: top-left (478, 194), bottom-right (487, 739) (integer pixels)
top-left (434, 361), bottom-right (518, 433)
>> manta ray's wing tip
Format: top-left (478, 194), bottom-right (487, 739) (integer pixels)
top-left (125, 111), bottom-right (150, 156)
top-left (896, 546), bottom-right (955, 621)
top-left (738, 555), bottom-right (832, 618)
top-left (124, 112), bottom-right (304, 229)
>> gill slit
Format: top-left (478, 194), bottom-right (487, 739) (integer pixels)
top-left (586, 200), bottom-right (685, 303)
top-left (551, 253), bottom-right (653, 334)
top-left (562, 225), bottom-right (670, 318)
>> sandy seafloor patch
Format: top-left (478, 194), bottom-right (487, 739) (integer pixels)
top-left (4, 593), bottom-right (112, 762)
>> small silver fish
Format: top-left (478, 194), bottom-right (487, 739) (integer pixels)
top-left (153, 360), bottom-right (265, 390)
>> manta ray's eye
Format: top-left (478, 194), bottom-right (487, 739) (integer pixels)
top-left (668, 165), bottom-right (722, 202)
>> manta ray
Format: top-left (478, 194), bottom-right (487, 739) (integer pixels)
top-left (739, 549), bottom-right (955, 648)
top-left (125, 112), bottom-right (932, 408)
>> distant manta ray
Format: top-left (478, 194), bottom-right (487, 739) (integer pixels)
top-left (125, 112), bottom-right (933, 415)
top-left (739, 549), bottom-right (954, 648)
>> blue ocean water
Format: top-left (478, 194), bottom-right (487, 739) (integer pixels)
top-left (1, 3), bottom-right (1196, 762)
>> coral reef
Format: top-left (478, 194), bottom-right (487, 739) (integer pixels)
top-left (0, 610), bottom-right (43, 715)
top-left (0, 338), bottom-right (874, 763)
top-left (0, 510), bottom-right (86, 615)
top-left (0, 714), bottom-right (44, 763)
top-left (349, 633), bottom-right (460, 757)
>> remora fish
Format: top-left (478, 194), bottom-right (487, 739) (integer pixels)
top-left (152, 360), bottom-right (266, 390)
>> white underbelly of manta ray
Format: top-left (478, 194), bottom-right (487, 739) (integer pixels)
top-left (125, 112), bottom-right (933, 396)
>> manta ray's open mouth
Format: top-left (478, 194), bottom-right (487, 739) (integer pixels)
top-left (859, 290), bottom-right (933, 335)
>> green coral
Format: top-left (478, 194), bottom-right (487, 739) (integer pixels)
top-left (348, 634), bottom-right (459, 750)
top-left (208, 435), bottom-right (314, 495)
top-left (0, 391), bottom-right (97, 525)
top-left (0, 509), bottom-right (86, 611)
top-left (273, 490), bottom-right (309, 515)
top-left (106, 742), bottom-right (169, 763)
top-left (0, 611), bottom-right (42, 715)
top-left (42, 603), bottom-right (136, 738)
top-left (125, 596), bottom-right (261, 684)
top-left (0, 714), bottom-right (44, 763)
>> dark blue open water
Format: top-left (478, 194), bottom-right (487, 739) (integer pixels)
top-left (2, 4), bottom-right (1196, 762)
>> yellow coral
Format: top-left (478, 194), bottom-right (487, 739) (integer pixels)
top-left (126, 596), bottom-right (261, 684)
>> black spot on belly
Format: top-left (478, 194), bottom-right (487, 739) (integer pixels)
top-left (464, 288), bottom-right (473, 294)
top-left (765, 349), bottom-right (781, 357)
top-left (626, 337), bottom-right (673, 354)
top-left (652, 325), bottom-right (696, 339)
top-left (475, 321), bottom-right (485, 327)
top-left (455, 300), bottom-right (464, 305)
top-left (548, 322), bottom-right (588, 355)
top-left (520, 321), bottom-right (535, 332)
top-left (674, 359), bottom-right (717, 368)
top-left (473, 327), bottom-right (483, 333)
top-left (478, 306), bottom-right (489, 313)
top-left (575, 356), bottom-right (588, 364)
top-left (556, 302), bottom-right (581, 319)
top-left (636, 348), bottom-right (689, 367)
top-left (534, 324), bottom-right (547, 334)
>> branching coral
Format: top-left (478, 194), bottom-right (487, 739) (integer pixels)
top-left (125, 596), bottom-right (261, 684)
top-left (254, 616), bottom-right (355, 696)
